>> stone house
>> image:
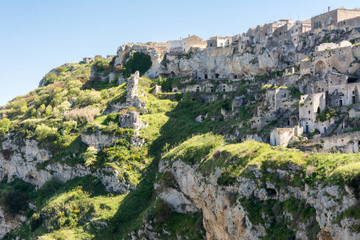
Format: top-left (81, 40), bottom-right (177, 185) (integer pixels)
top-left (168, 35), bottom-right (206, 54)
top-left (337, 16), bottom-right (360, 32)
top-left (327, 72), bottom-right (360, 106)
top-left (207, 37), bottom-right (231, 48)
top-left (270, 127), bottom-right (303, 147)
top-left (311, 8), bottom-right (360, 31)
top-left (299, 92), bottom-right (327, 134)
top-left (289, 20), bottom-right (311, 43)
top-left (82, 57), bottom-right (95, 64)
top-left (272, 20), bottom-right (294, 40)
top-left (265, 88), bottom-right (292, 111)
top-left (311, 44), bottom-right (357, 74)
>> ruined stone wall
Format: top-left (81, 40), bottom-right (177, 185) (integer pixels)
top-left (185, 35), bottom-right (206, 51)
top-left (311, 10), bottom-right (338, 30)
top-left (337, 9), bottom-right (360, 23)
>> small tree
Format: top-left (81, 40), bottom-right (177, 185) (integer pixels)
top-left (34, 124), bottom-right (58, 141)
top-left (83, 146), bottom-right (98, 167)
top-left (0, 118), bottom-right (11, 136)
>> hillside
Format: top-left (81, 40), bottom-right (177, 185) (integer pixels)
top-left (1, 7), bottom-right (360, 240)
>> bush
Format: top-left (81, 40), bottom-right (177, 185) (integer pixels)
top-left (76, 90), bottom-right (102, 106)
top-left (34, 124), bottom-right (58, 141)
top-left (64, 107), bottom-right (99, 123)
top-left (1, 191), bottom-right (28, 215)
top-left (83, 146), bottom-right (98, 167)
top-left (0, 118), bottom-right (11, 136)
top-left (122, 52), bottom-right (152, 77)
top-left (316, 108), bottom-right (338, 122)
top-left (7, 98), bottom-right (28, 115)
top-left (42, 72), bottom-right (59, 86)
top-left (93, 59), bottom-right (110, 73)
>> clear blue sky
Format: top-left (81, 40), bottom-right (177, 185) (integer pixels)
top-left (0, 0), bottom-right (358, 106)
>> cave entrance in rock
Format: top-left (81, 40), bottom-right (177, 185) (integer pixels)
top-left (290, 116), bottom-right (298, 127)
top-left (315, 61), bottom-right (326, 74)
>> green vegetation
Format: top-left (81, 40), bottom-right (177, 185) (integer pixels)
top-left (122, 52), bottom-right (152, 77)
top-left (0, 118), bottom-right (11, 136)
top-left (316, 108), bottom-right (338, 122)
top-left (287, 86), bottom-right (302, 99)
top-left (240, 197), bottom-right (319, 240)
top-left (3, 55), bottom-right (360, 239)
top-left (164, 134), bottom-right (360, 188)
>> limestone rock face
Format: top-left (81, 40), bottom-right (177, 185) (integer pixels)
top-left (0, 206), bottom-right (26, 239)
top-left (115, 43), bottom-right (166, 78)
top-left (119, 111), bottom-right (146, 131)
top-left (158, 159), bottom-right (360, 240)
top-left (155, 184), bottom-right (198, 214)
top-left (81, 131), bottom-right (118, 151)
top-left (0, 135), bottom-right (132, 193)
top-left (126, 71), bottom-right (146, 111)
top-left (160, 48), bottom-right (278, 79)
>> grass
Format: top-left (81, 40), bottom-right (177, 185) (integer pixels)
top-left (4, 69), bottom-right (360, 239)
top-left (163, 134), bottom-right (360, 189)
top-left (239, 197), bottom-right (319, 240)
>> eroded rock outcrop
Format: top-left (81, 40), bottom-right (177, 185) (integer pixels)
top-left (157, 159), bottom-right (360, 240)
top-left (0, 135), bottom-right (132, 193)
top-left (0, 206), bottom-right (25, 239)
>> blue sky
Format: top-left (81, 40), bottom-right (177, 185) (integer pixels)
top-left (0, 0), bottom-right (358, 106)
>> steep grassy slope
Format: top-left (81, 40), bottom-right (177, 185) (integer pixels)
top-left (2, 58), bottom-right (360, 239)
top-left (0, 59), bottom-right (232, 239)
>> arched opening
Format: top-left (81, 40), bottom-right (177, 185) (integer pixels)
top-left (266, 188), bottom-right (277, 198)
top-left (290, 116), bottom-right (298, 126)
top-left (353, 87), bottom-right (359, 104)
top-left (305, 123), bottom-right (309, 134)
top-left (317, 107), bottom-right (321, 113)
top-left (315, 61), bottom-right (326, 75)
top-left (215, 73), bottom-right (220, 79)
top-left (170, 71), bottom-right (175, 77)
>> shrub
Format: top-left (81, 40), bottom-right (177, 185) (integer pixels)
top-left (83, 146), bottom-right (98, 167)
top-left (0, 118), bottom-right (11, 136)
top-left (122, 52), bottom-right (152, 77)
top-left (34, 124), bottom-right (58, 141)
top-left (316, 108), bottom-right (338, 122)
top-left (76, 90), bottom-right (102, 106)
top-left (64, 107), bottom-right (99, 123)
top-left (7, 98), bottom-right (28, 115)
top-left (1, 191), bottom-right (28, 215)
top-left (45, 105), bottom-right (53, 116)
top-left (42, 72), bottom-right (59, 86)
top-left (93, 59), bottom-right (110, 73)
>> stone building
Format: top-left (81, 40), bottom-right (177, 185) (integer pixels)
top-left (337, 16), bottom-right (360, 32)
top-left (311, 8), bottom-right (360, 31)
top-left (327, 72), bottom-right (360, 106)
top-left (311, 44), bottom-right (356, 74)
top-left (299, 92), bottom-right (326, 134)
top-left (265, 88), bottom-right (292, 111)
top-left (272, 20), bottom-right (294, 40)
top-left (82, 57), bottom-right (95, 64)
top-left (168, 35), bottom-right (206, 54)
top-left (270, 126), bottom-right (303, 147)
top-left (207, 37), bottom-right (231, 48)
top-left (288, 20), bottom-right (311, 43)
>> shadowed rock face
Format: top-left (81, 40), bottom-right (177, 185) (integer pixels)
top-left (119, 111), bottom-right (146, 131)
top-left (157, 159), bottom-right (360, 240)
top-left (0, 206), bottom-right (26, 238)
